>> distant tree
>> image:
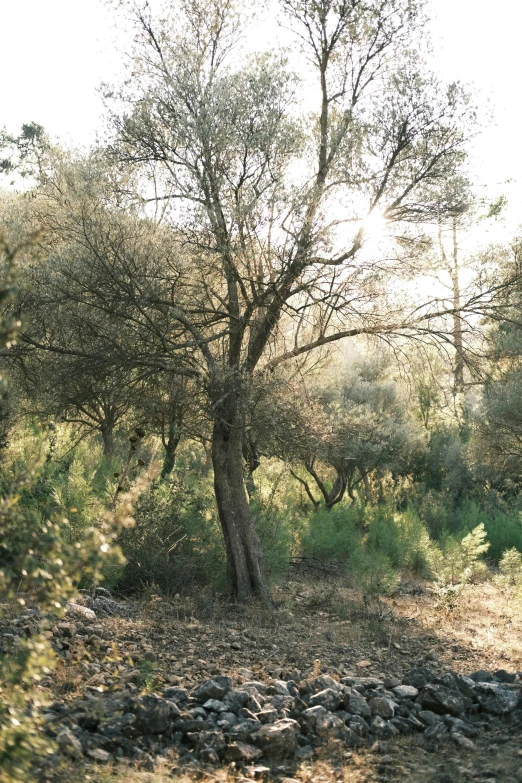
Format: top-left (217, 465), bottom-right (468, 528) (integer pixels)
top-left (261, 359), bottom-right (423, 509)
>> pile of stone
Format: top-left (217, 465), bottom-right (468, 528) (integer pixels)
top-left (46, 666), bottom-right (522, 768)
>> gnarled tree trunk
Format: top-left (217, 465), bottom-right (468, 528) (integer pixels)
top-left (211, 390), bottom-right (271, 603)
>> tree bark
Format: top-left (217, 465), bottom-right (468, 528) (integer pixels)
top-left (211, 390), bottom-right (271, 604)
top-left (100, 422), bottom-right (115, 457)
top-left (161, 406), bottom-right (183, 478)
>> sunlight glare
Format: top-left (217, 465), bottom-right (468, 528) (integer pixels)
top-left (361, 209), bottom-right (388, 240)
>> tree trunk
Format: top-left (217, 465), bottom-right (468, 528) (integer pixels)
top-left (243, 435), bottom-right (261, 498)
top-left (451, 217), bottom-right (465, 395)
top-left (161, 419), bottom-right (182, 478)
top-left (100, 422), bottom-right (115, 457)
top-left (361, 471), bottom-right (372, 504)
top-left (211, 394), bottom-right (271, 604)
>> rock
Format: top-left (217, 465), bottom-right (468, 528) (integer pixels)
top-left (451, 732), bottom-right (476, 750)
top-left (423, 722), bottom-right (448, 741)
top-left (56, 728), bottom-right (83, 759)
top-left (257, 708), bottom-right (278, 724)
top-left (393, 685), bottom-right (419, 700)
top-left (494, 669), bottom-right (517, 684)
top-left (193, 676), bottom-right (232, 702)
top-left (87, 748), bottom-right (111, 763)
top-left (224, 742), bottom-right (263, 762)
top-left (127, 694), bottom-right (173, 734)
top-left (308, 688), bottom-right (342, 711)
top-left (199, 746), bottom-right (220, 764)
top-left (65, 602), bottom-right (96, 621)
top-left (470, 669), bottom-right (493, 683)
top-left (163, 686), bottom-right (189, 703)
top-left (369, 697), bottom-right (395, 719)
top-left (310, 674), bottom-right (343, 692)
top-left (303, 706), bottom-right (346, 739)
top-left (98, 713), bottom-right (138, 738)
top-left (418, 710), bottom-right (442, 726)
top-left (295, 745), bottom-right (314, 761)
top-left (452, 674), bottom-right (476, 699)
top-left (474, 682), bottom-right (519, 714)
top-left (402, 668), bottom-right (433, 690)
top-left (383, 678), bottom-right (401, 689)
top-left (203, 699), bottom-right (227, 712)
top-left (217, 711), bottom-right (239, 728)
top-left (418, 684), bottom-right (466, 716)
top-left (57, 622), bottom-right (76, 637)
top-left (344, 692), bottom-right (371, 718)
top-left (250, 718), bottom-right (300, 759)
top-left (224, 689), bottom-right (250, 711)
top-left (195, 731), bottom-right (226, 752)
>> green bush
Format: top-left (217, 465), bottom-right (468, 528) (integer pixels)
top-left (301, 504), bottom-right (364, 563)
top-left (364, 504), bottom-right (433, 576)
top-left (116, 473), bottom-right (227, 595)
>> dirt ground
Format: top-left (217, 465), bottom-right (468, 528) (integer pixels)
top-left (42, 572), bottom-right (522, 783)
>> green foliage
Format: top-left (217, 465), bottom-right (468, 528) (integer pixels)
top-left (0, 433), bottom-right (126, 782)
top-left (116, 470), bottom-right (226, 595)
top-left (301, 505), bottom-right (365, 563)
top-left (495, 547), bottom-right (522, 589)
top-left (428, 523), bottom-right (490, 611)
top-left (364, 504), bottom-right (434, 576)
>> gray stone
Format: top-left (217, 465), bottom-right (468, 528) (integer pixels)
top-left (193, 677), bottom-right (232, 702)
top-left (418, 684), bottom-right (466, 716)
top-left (311, 674), bottom-right (343, 692)
top-left (199, 746), bottom-right (220, 764)
top-left (195, 731), bottom-right (226, 752)
top-left (423, 722), bottom-right (448, 741)
top-left (452, 674), bottom-right (476, 699)
top-left (470, 669), bottom-right (493, 683)
top-left (223, 742), bottom-right (263, 762)
top-left (203, 699), bottom-right (227, 712)
top-left (418, 710), bottom-right (442, 726)
top-left (494, 669), bottom-right (516, 684)
top-left (344, 692), bottom-right (371, 718)
top-left (308, 688), bottom-right (342, 711)
top-left (217, 711), bottom-right (239, 728)
top-left (162, 686), bottom-right (189, 703)
top-left (127, 694), bottom-right (173, 734)
top-left (224, 689), bottom-right (250, 711)
top-left (303, 706), bottom-right (345, 739)
top-left (87, 748), bottom-right (111, 763)
top-left (98, 713), bottom-right (138, 738)
top-left (402, 668), bottom-right (433, 689)
top-left (369, 697), bottom-right (395, 719)
top-left (250, 718), bottom-right (300, 759)
top-left (57, 728), bottom-right (83, 759)
top-left (257, 708), bottom-right (278, 724)
top-left (451, 732), bottom-right (476, 750)
top-left (474, 682), bottom-right (519, 714)
top-left (393, 685), bottom-right (419, 700)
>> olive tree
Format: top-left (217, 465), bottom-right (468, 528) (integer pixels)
top-left (11, 0), bottom-right (484, 601)
top-left (99, 0), bottom-right (478, 601)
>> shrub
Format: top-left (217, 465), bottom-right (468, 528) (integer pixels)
top-left (116, 474), bottom-right (226, 595)
top-left (300, 504), bottom-right (364, 564)
top-left (428, 523), bottom-right (490, 611)
top-left (495, 547), bottom-right (522, 589)
top-left (0, 445), bottom-right (127, 782)
top-left (364, 504), bottom-right (434, 576)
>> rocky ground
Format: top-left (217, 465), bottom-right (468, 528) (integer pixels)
top-left (4, 573), bottom-right (522, 783)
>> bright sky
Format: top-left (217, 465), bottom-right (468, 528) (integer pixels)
top-left (1, 0), bottom-right (521, 239)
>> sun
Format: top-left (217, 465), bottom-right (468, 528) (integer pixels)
top-left (361, 209), bottom-right (388, 240)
